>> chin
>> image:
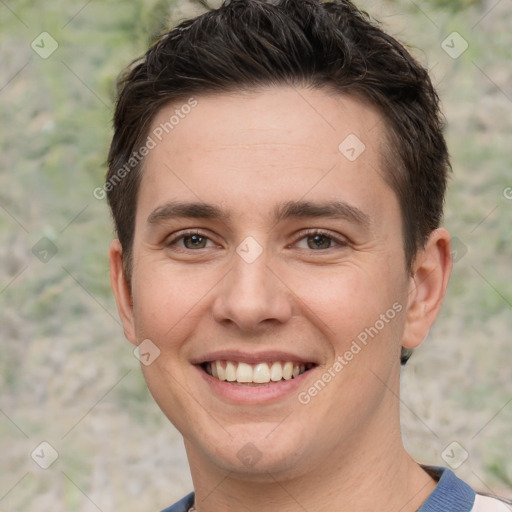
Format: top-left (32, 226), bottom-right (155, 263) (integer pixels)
top-left (189, 422), bottom-right (315, 480)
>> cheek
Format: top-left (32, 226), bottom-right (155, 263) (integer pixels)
top-left (133, 261), bottom-right (224, 348)
top-left (283, 262), bottom-right (408, 379)
top-left (130, 262), bottom-right (208, 345)
top-left (286, 262), bottom-right (402, 336)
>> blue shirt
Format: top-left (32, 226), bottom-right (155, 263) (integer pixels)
top-left (160, 466), bottom-right (506, 512)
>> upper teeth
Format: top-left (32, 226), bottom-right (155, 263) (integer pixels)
top-left (205, 361), bottom-right (310, 384)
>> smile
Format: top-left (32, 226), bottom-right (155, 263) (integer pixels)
top-left (202, 360), bottom-right (315, 385)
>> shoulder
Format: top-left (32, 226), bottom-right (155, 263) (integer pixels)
top-left (160, 492), bottom-right (195, 512)
top-left (418, 466), bottom-right (511, 512)
top-left (471, 494), bottom-right (512, 512)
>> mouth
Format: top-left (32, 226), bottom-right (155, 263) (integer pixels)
top-left (200, 360), bottom-right (316, 386)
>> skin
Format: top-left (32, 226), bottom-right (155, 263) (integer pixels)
top-left (110, 86), bottom-right (452, 512)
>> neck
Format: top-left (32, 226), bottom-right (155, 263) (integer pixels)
top-left (185, 426), bottom-right (436, 512)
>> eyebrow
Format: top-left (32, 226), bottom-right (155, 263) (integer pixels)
top-left (147, 202), bottom-right (229, 224)
top-left (147, 199), bottom-right (370, 228)
top-left (273, 200), bottom-right (370, 228)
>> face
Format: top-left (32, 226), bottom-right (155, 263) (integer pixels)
top-left (110, 86), bottom-right (449, 480)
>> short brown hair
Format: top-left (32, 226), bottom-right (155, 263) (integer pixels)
top-left (106, 0), bottom-right (451, 364)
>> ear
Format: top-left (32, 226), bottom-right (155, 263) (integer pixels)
top-left (402, 228), bottom-right (453, 350)
top-left (109, 239), bottom-right (137, 345)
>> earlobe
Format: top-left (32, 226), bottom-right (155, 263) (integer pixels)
top-left (109, 239), bottom-right (137, 345)
top-left (402, 228), bottom-right (453, 350)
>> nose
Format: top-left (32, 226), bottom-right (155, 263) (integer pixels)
top-left (211, 247), bottom-right (293, 333)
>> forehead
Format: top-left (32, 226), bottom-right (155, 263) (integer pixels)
top-left (138, 86), bottom-right (396, 227)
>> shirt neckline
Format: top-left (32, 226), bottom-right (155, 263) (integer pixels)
top-left (417, 465), bottom-right (475, 512)
top-left (162, 465), bottom-right (476, 512)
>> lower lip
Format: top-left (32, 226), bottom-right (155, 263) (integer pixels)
top-left (195, 365), bottom-right (314, 404)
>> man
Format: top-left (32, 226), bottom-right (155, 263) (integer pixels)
top-left (106, 1), bottom-right (511, 510)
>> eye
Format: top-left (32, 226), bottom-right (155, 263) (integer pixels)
top-left (166, 230), bottom-right (216, 250)
top-left (182, 234), bottom-right (209, 249)
top-left (294, 230), bottom-right (347, 250)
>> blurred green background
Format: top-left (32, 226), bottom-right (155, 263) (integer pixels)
top-left (0, 0), bottom-right (511, 510)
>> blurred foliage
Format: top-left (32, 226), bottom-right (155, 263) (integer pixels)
top-left (390, 0), bottom-right (484, 11)
top-left (426, 0), bottom-right (483, 11)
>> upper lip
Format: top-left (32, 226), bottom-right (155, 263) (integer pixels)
top-left (191, 350), bottom-right (318, 366)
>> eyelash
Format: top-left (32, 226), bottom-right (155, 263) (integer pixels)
top-left (296, 229), bottom-right (348, 250)
top-left (165, 230), bottom-right (215, 250)
top-left (166, 229), bottom-right (348, 251)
